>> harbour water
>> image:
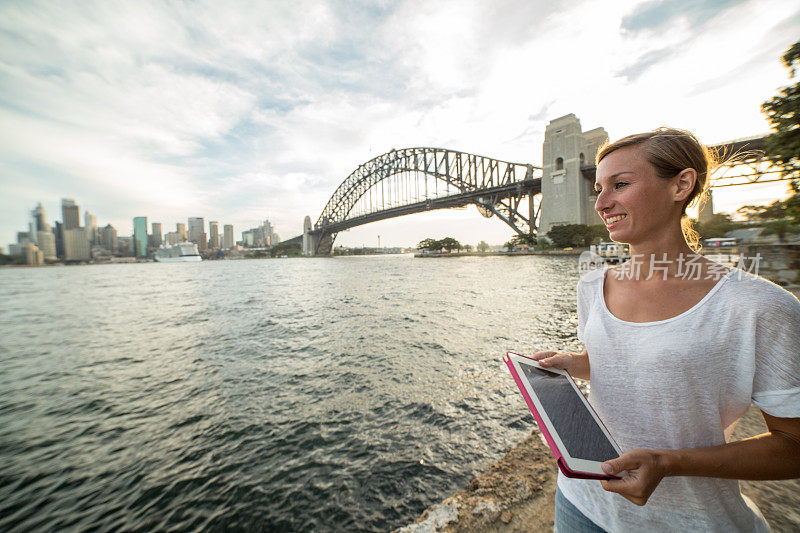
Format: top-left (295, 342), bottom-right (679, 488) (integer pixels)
top-left (0, 255), bottom-right (581, 531)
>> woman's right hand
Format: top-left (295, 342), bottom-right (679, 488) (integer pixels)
top-left (530, 349), bottom-right (590, 380)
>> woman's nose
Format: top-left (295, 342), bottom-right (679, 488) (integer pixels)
top-left (595, 188), bottom-right (612, 213)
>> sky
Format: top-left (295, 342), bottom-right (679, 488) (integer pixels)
top-left (1, 0), bottom-right (798, 249)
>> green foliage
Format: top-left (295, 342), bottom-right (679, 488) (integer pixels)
top-left (269, 241), bottom-right (302, 257)
top-left (510, 233), bottom-right (537, 247)
top-left (0, 254), bottom-right (24, 265)
top-left (417, 237), bottom-right (461, 252)
top-left (476, 240), bottom-right (490, 253)
top-left (438, 237), bottom-right (461, 252)
top-left (463, 244), bottom-right (473, 252)
top-left (737, 200), bottom-right (787, 221)
top-left (759, 219), bottom-right (800, 243)
top-left (546, 224), bottom-right (596, 248)
top-left (696, 213), bottom-right (739, 239)
top-left (588, 224), bottom-right (609, 244)
top-left (787, 180), bottom-right (800, 225)
top-left (762, 41), bottom-right (800, 170)
top-left (503, 240), bottom-right (515, 252)
top-left (417, 238), bottom-right (438, 251)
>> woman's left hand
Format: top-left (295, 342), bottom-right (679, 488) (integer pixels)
top-left (599, 449), bottom-right (669, 506)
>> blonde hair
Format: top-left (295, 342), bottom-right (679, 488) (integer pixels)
top-left (596, 128), bottom-right (716, 251)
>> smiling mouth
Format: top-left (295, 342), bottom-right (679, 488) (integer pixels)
top-left (605, 214), bottom-right (627, 227)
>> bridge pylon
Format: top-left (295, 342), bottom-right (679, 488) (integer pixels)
top-left (539, 114), bottom-right (608, 236)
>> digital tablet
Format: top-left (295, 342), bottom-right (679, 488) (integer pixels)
top-left (504, 351), bottom-right (623, 479)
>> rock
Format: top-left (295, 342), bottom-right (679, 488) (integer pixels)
top-left (501, 510), bottom-right (513, 523)
top-left (398, 502), bottom-right (459, 533)
top-left (472, 498), bottom-right (499, 516)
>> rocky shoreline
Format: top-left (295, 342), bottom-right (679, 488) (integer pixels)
top-left (399, 406), bottom-right (800, 532)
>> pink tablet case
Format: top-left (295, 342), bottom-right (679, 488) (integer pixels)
top-left (504, 351), bottom-right (617, 480)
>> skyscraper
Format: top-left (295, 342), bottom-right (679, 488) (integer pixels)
top-left (101, 224), bottom-right (118, 252)
top-left (31, 203), bottom-right (48, 242)
top-left (176, 223), bottom-right (187, 241)
top-left (61, 199), bottom-right (80, 230)
top-left (64, 228), bottom-right (91, 261)
top-left (208, 221), bottom-right (220, 249)
top-left (150, 222), bottom-right (163, 247)
top-left (188, 217), bottom-right (204, 244)
top-left (223, 224), bottom-right (234, 249)
top-left (54, 221), bottom-right (64, 258)
top-left (85, 210), bottom-right (98, 244)
top-left (37, 231), bottom-right (56, 261)
top-left (133, 217), bottom-right (148, 258)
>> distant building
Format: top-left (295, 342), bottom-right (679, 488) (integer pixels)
top-left (150, 222), bottom-right (163, 247)
top-left (117, 236), bottom-right (133, 256)
top-left (208, 221), bottom-right (220, 249)
top-left (164, 231), bottom-right (183, 245)
top-left (61, 198), bottom-right (80, 230)
top-left (64, 228), bottom-right (91, 261)
top-left (176, 222), bottom-right (187, 241)
top-left (188, 217), bottom-right (204, 244)
top-left (54, 221), bottom-right (64, 258)
top-left (242, 219), bottom-right (280, 247)
top-left (223, 224), bottom-right (234, 249)
top-left (24, 243), bottom-right (43, 266)
top-left (85, 210), bottom-right (98, 244)
top-left (198, 232), bottom-right (208, 251)
top-left (101, 224), bottom-right (118, 252)
top-left (17, 231), bottom-right (32, 245)
top-left (8, 243), bottom-right (22, 256)
top-left (133, 216), bottom-right (148, 258)
top-left (37, 231), bottom-right (57, 261)
top-left (31, 203), bottom-right (49, 242)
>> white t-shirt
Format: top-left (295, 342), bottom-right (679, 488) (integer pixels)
top-left (558, 266), bottom-right (800, 532)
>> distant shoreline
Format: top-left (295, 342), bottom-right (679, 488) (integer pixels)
top-left (414, 250), bottom-right (582, 258)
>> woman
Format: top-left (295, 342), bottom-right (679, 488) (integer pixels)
top-left (533, 128), bottom-right (800, 532)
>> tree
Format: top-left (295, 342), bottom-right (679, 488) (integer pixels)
top-left (439, 237), bottom-right (461, 252)
top-left (588, 224), bottom-right (609, 244)
top-left (464, 244), bottom-right (473, 252)
top-left (477, 240), bottom-right (489, 253)
top-left (760, 219), bottom-right (800, 243)
top-left (504, 240), bottom-right (516, 252)
top-left (417, 238), bottom-right (437, 251)
top-left (546, 224), bottom-right (594, 248)
top-left (696, 213), bottom-right (738, 239)
top-left (510, 233), bottom-right (537, 248)
top-left (269, 241), bottom-right (302, 257)
top-left (762, 41), bottom-right (800, 225)
top-left (761, 41), bottom-right (800, 171)
top-left (736, 200), bottom-right (787, 221)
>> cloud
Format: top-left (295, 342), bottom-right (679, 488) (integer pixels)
top-left (620, 0), bottom-right (750, 33)
top-left (0, 0), bottom-right (798, 248)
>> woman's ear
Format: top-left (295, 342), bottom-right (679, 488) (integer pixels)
top-left (674, 168), bottom-right (697, 202)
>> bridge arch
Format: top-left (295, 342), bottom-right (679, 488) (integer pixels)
top-left (311, 147), bottom-right (542, 254)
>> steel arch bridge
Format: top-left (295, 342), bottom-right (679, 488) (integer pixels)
top-left (305, 148), bottom-right (543, 255)
top-left (287, 135), bottom-right (797, 256)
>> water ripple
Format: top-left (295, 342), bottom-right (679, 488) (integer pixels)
top-left (0, 255), bottom-right (580, 531)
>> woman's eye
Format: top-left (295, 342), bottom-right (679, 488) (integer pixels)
top-left (614, 182), bottom-right (628, 189)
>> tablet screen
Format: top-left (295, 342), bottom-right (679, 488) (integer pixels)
top-left (519, 362), bottom-right (618, 462)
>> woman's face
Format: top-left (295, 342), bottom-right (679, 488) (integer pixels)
top-left (594, 145), bottom-right (678, 245)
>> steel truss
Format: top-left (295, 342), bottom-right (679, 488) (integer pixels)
top-left (313, 148), bottom-right (542, 255)
top-left (707, 136), bottom-right (798, 188)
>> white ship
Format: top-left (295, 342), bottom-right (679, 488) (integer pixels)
top-left (154, 243), bottom-right (202, 262)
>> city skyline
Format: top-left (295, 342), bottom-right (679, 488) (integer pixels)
top-left (4, 195), bottom-right (257, 260)
top-left (1, 1), bottom-right (799, 248)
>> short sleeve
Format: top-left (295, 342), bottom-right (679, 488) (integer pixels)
top-left (576, 272), bottom-right (600, 344)
top-left (752, 288), bottom-right (800, 418)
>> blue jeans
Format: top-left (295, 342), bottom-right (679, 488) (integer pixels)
top-left (554, 487), bottom-right (607, 533)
